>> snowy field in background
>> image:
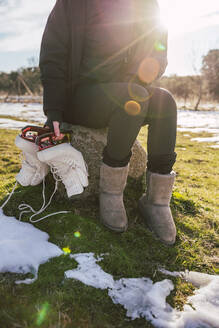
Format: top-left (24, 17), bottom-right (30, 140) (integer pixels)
top-left (0, 207), bottom-right (219, 328)
top-left (0, 103), bottom-right (219, 148)
top-left (0, 102), bottom-right (45, 125)
top-left (178, 110), bottom-right (219, 149)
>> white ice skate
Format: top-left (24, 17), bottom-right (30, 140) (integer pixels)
top-left (15, 135), bottom-right (49, 186)
top-left (37, 143), bottom-right (88, 197)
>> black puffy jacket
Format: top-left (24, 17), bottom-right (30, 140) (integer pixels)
top-left (39, 0), bottom-right (167, 122)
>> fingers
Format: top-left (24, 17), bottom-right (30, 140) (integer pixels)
top-left (53, 121), bottom-right (65, 141)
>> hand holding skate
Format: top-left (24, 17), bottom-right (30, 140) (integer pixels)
top-left (15, 125), bottom-right (89, 197)
top-left (44, 121), bottom-right (65, 141)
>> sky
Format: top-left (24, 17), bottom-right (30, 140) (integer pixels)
top-left (0, 0), bottom-right (219, 75)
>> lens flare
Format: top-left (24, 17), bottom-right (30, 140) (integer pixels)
top-left (154, 41), bottom-right (166, 52)
top-left (124, 101), bottom-right (141, 116)
top-left (138, 57), bottom-right (160, 84)
top-left (63, 247), bottom-right (71, 255)
top-left (128, 77), bottom-right (151, 103)
top-left (74, 231), bottom-right (81, 238)
top-left (36, 302), bottom-right (49, 326)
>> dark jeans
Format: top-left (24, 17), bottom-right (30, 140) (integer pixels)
top-left (63, 82), bottom-right (177, 174)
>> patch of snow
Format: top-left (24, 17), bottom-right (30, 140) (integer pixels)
top-left (177, 102), bottom-right (219, 111)
top-left (0, 214), bottom-right (218, 328)
top-left (65, 253), bottom-right (219, 328)
top-left (0, 118), bottom-right (32, 130)
top-left (195, 136), bottom-right (219, 142)
top-left (0, 102), bottom-right (45, 124)
top-left (210, 145), bottom-right (219, 149)
top-left (178, 110), bottom-right (219, 131)
top-left (0, 208), bottom-right (63, 284)
top-left (191, 136), bottom-right (219, 143)
top-left (178, 127), bottom-right (219, 134)
top-left (177, 110), bottom-right (219, 148)
top-left (65, 253), bottom-right (114, 289)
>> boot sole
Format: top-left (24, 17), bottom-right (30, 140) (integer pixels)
top-left (138, 200), bottom-right (175, 246)
top-left (100, 218), bottom-right (128, 233)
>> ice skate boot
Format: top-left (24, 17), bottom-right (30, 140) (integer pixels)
top-left (37, 143), bottom-right (88, 197)
top-left (15, 135), bottom-right (49, 186)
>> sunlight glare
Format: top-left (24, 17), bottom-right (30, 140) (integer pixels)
top-left (158, 0), bottom-right (219, 37)
top-left (138, 57), bottom-right (160, 84)
top-left (63, 247), bottom-right (71, 255)
top-left (74, 231), bottom-right (81, 238)
top-left (36, 302), bottom-right (50, 326)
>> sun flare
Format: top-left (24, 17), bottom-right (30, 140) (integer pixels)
top-left (158, 0), bottom-right (219, 37)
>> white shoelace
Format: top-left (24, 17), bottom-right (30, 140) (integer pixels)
top-left (18, 177), bottom-right (69, 223)
top-left (1, 170), bottom-right (70, 223)
top-left (0, 182), bottom-right (18, 210)
top-left (1, 147), bottom-right (88, 223)
top-left (50, 157), bottom-right (88, 181)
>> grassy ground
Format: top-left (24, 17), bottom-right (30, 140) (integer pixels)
top-left (0, 127), bottom-right (218, 328)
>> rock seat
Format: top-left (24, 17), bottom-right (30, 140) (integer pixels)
top-left (55, 123), bottom-right (147, 199)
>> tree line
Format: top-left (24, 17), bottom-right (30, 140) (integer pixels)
top-left (0, 49), bottom-right (219, 109)
top-left (157, 49), bottom-right (219, 109)
top-left (0, 67), bottom-right (42, 97)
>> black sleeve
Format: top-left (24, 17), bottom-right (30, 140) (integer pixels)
top-left (39, 0), bottom-right (70, 121)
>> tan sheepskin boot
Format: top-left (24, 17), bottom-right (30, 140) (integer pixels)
top-left (138, 170), bottom-right (176, 245)
top-left (99, 163), bottom-right (129, 232)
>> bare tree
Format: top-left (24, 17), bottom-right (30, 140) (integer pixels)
top-left (202, 49), bottom-right (219, 100)
top-left (27, 56), bottom-right (38, 68)
top-left (189, 45), bottom-right (204, 110)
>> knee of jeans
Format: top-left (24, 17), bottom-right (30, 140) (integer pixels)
top-left (158, 88), bottom-right (177, 118)
top-left (127, 83), bottom-right (149, 116)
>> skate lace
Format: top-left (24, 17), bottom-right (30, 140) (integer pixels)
top-left (0, 181), bottom-right (18, 209)
top-left (0, 178), bottom-right (69, 223)
top-left (19, 178), bottom-right (70, 223)
top-left (18, 155), bottom-right (89, 222)
top-left (49, 158), bottom-right (88, 182)
top-left (50, 163), bottom-right (70, 182)
top-left (0, 147), bottom-right (88, 223)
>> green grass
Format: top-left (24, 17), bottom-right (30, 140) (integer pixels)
top-left (0, 127), bottom-right (218, 328)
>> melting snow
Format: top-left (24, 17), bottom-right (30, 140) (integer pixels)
top-left (191, 136), bottom-right (219, 143)
top-left (0, 208), bottom-right (63, 284)
top-left (0, 118), bottom-right (31, 130)
top-left (0, 102), bottom-right (45, 123)
top-left (177, 110), bottom-right (219, 148)
top-left (65, 253), bottom-right (219, 328)
top-left (0, 212), bottom-right (218, 327)
top-left (178, 110), bottom-right (219, 132)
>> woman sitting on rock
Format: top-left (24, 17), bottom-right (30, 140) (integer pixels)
top-left (39, 0), bottom-right (177, 245)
